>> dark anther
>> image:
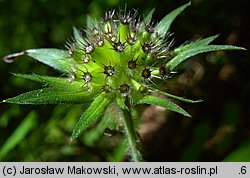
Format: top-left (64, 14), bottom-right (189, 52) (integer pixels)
top-left (119, 12), bottom-right (133, 24)
top-left (84, 44), bottom-right (94, 54)
top-left (110, 35), bottom-right (118, 43)
top-left (145, 21), bottom-right (155, 33)
top-left (128, 60), bottom-right (137, 69)
top-left (119, 12), bottom-right (132, 24)
top-left (83, 71), bottom-right (92, 83)
top-left (119, 84), bottom-right (131, 95)
top-left (82, 54), bottom-right (91, 63)
top-left (141, 43), bottom-right (152, 53)
top-left (103, 65), bottom-right (115, 77)
top-left (126, 33), bottom-right (137, 45)
top-left (128, 56), bottom-right (139, 69)
top-left (141, 68), bottom-right (151, 79)
top-left (113, 41), bottom-right (125, 52)
top-left (97, 38), bottom-right (104, 47)
top-left (120, 17), bottom-right (130, 24)
top-left (103, 128), bottom-right (119, 137)
top-left (138, 86), bottom-right (148, 94)
top-left (159, 66), bottom-right (169, 78)
top-left (159, 66), bottom-right (166, 77)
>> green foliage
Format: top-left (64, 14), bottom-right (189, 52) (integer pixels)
top-left (167, 45), bottom-right (245, 71)
top-left (223, 142), bottom-right (250, 162)
top-left (72, 92), bottom-right (112, 139)
top-left (0, 111), bottom-right (38, 160)
top-left (174, 35), bottom-right (219, 53)
top-left (26, 49), bottom-right (75, 73)
top-left (1, 1), bottom-right (246, 161)
top-left (137, 95), bottom-right (191, 117)
top-left (3, 87), bottom-right (91, 104)
top-left (12, 73), bottom-right (78, 87)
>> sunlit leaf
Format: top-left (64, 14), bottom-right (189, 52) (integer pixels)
top-left (156, 1), bottom-right (191, 38)
top-left (167, 45), bottom-right (246, 71)
top-left (71, 92), bottom-right (112, 139)
top-left (136, 95), bottom-right (191, 117)
top-left (3, 87), bottom-right (92, 105)
top-left (26, 48), bottom-right (74, 73)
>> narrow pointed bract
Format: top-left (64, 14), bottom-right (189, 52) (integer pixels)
top-left (2, 2), bottom-right (245, 160)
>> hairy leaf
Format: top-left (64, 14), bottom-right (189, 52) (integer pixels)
top-left (110, 139), bottom-right (128, 162)
top-left (136, 95), bottom-right (191, 117)
top-left (150, 87), bottom-right (203, 103)
top-left (3, 87), bottom-right (92, 105)
top-left (13, 73), bottom-right (81, 88)
top-left (26, 48), bottom-right (74, 73)
top-left (72, 92), bottom-right (112, 139)
top-left (116, 96), bottom-right (129, 110)
top-left (156, 1), bottom-right (191, 38)
top-left (174, 35), bottom-right (219, 53)
top-left (167, 45), bottom-right (246, 71)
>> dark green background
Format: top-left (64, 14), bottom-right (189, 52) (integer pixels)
top-left (0, 0), bottom-right (249, 161)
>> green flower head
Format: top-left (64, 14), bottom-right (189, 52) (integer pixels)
top-left (2, 2), bottom-right (244, 161)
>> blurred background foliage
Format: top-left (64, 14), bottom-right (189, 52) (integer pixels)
top-left (0, 0), bottom-right (249, 161)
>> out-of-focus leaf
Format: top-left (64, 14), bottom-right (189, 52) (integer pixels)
top-left (109, 139), bottom-right (128, 162)
top-left (13, 73), bottom-right (81, 88)
top-left (150, 87), bottom-right (203, 103)
top-left (156, 1), bottom-right (191, 38)
top-left (0, 111), bottom-right (38, 160)
top-left (167, 45), bottom-right (246, 71)
top-left (136, 95), bottom-right (191, 117)
top-left (174, 35), bottom-right (219, 53)
top-left (223, 142), bottom-right (250, 162)
top-left (72, 92), bottom-right (112, 139)
top-left (26, 48), bottom-right (74, 73)
top-left (3, 87), bottom-right (92, 104)
top-left (83, 107), bottom-right (118, 146)
top-left (0, 106), bottom-right (21, 127)
top-left (181, 121), bottom-right (212, 161)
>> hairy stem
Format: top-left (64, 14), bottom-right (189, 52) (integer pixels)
top-left (122, 108), bottom-right (143, 162)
